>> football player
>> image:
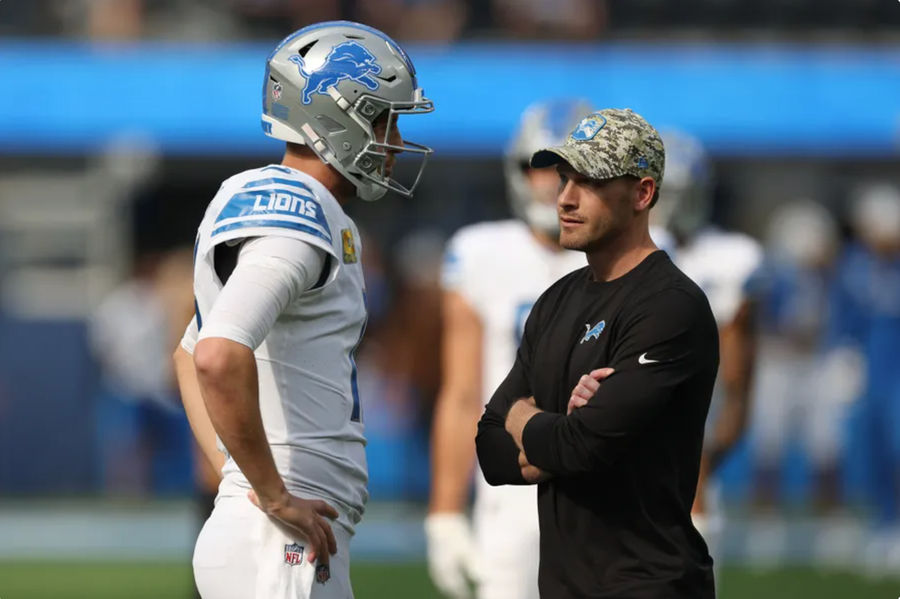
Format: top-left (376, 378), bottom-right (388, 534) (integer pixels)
top-left (172, 21), bottom-right (432, 599)
top-left (426, 100), bottom-right (590, 599)
top-left (653, 130), bottom-right (763, 569)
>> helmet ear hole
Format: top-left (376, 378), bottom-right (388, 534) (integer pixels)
top-left (315, 115), bottom-right (346, 133)
top-left (297, 41), bottom-right (317, 57)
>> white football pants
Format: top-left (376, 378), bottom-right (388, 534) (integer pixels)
top-left (193, 495), bottom-right (353, 599)
top-left (473, 483), bottom-right (541, 599)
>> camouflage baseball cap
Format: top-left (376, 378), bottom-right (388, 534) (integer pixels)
top-left (530, 108), bottom-right (665, 186)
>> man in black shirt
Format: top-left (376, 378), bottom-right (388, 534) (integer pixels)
top-left (476, 108), bottom-right (719, 598)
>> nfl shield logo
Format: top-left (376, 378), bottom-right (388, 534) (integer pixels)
top-left (284, 543), bottom-right (304, 566)
top-left (272, 82), bottom-right (283, 101)
top-left (315, 563), bottom-right (331, 584)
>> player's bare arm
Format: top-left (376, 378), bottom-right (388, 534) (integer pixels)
top-left (194, 336), bottom-right (338, 565)
top-left (710, 298), bottom-right (757, 467)
top-left (174, 344), bottom-right (225, 473)
top-left (429, 290), bottom-right (485, 515)
top-left (694, 297), bottom-right (757, 512)
top-left (426, 290), bottom-right (486, 597)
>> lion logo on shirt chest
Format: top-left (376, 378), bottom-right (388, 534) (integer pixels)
top-left (580, 320), bottom-right (606, 344)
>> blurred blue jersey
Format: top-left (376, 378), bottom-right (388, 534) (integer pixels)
top-left (827, 243), bottom-right (900, 392)
top-left (827, 242), bottom-right (900, 523)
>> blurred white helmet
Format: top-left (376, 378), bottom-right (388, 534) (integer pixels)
top-left (850, 182), bottom-right (900, 251)
top-left (766, 199), bottom-right (838, 268)
top-left (653, 129), bottom-right (712, 239)
top-left (262, 21), bottom-right (434, 201)
top-left (505, 99), bottom-right (593, 235)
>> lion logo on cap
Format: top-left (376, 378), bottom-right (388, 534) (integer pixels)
top-left (571, 114), bottom-right (607, 141)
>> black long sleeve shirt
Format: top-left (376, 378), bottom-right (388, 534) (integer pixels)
top-left (476, 251), bottom-right (718, 599)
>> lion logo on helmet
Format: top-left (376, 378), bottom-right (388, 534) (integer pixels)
top-left (289, 41), bottom-right (382, 105)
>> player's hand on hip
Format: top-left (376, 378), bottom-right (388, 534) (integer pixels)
top-left (567, 368), bottom-right (615, 414)
top-left (518, 451), bottom-right (552, 484)
top-left (424, 512), bottom-right (483, 599)
top-left (248, 489), bottom-right (339, 565)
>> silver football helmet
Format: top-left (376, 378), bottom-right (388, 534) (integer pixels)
top-left (505, 99), bottom-right (593, 235)
top-left (653, 129), bottom-right (712, 240)
top-left (262, 21), bottom-right (434, 201)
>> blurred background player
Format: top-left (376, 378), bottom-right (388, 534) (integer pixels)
top-left (173, 21), bottom-right (433, 598)
top-left (827, 182), bottom-right (900, 573)
top-left (751, 199), bottom-right (850, 510)
top-left (652, 130), bottom-right (764, 566)
top-left (425, 99), bottom-right (590, 599)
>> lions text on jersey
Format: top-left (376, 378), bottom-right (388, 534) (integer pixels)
top-left (193, 164), bottom-right (368, 533)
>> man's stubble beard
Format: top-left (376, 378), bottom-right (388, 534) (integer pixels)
top-left (560, 216), bottom-right (621, 253)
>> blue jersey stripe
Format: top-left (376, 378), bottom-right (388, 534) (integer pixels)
top-left (242, 177), bottom-right (313, 191)
top-left (216, 189), bottom-right (330, 239)
top-left (194, 297), bottom-right (203, 330)
top-left (349, 290), bottom-right (368, 423)
top-left (261, 165), bottom-right (295, 174)
top-left (211, 219), bottom-right (332, 244)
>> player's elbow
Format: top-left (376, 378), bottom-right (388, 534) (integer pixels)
top-left (474, 426), bottom-right (516, 486)
top-left (193, 337), bottom-right (248, 381)
top-left (436, 384), bottom-right (482, 416)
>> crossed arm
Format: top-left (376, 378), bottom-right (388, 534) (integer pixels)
top-left (476, 290), bottom-right (717, 484)
top-left (477, 368), bottom-right (620, 485)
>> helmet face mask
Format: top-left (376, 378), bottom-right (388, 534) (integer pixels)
top-left (262, 21), bottom-right (433, 201)
top-left (351, 93), bottom-right (434, 200)
top-left (505, 99), bottom-right (594, 235)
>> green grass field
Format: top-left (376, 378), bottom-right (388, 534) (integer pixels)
top-left (0, 561), bottom-right (898, 598)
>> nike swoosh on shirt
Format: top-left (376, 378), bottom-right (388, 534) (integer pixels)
top-left (638, 353), bottom-right (660, 365)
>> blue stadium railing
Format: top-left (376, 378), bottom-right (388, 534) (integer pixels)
top-left (0, 40), bottom-right (897, 157)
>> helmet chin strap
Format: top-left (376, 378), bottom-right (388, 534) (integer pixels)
top-left (300, 123), bottom-right (334, 161)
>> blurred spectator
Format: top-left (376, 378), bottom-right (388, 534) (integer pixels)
top-left (52, 0), bottom-right (245, 41)
top-left (356, 0), bottom-right (467, 42)
top-left (89, 248), bottom-right (195, 496)
top-left (87, 0), bottom-right (143, 40)
top-left (492, 0), bottom-right (607, 40)
top-left (52, 0), bottom-right (143, 40)
top-left (229, 0), bottom-right (342, 39)
top-left (751, 199), bottom-right (849, 509)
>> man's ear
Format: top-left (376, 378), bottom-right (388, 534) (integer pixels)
top-left (634, 177), bottom-right (656, 212)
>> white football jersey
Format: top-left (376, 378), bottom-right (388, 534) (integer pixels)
top-left (672, 227), bottom-right (763, 326)
top-left (193, 164), bottom-right (368, 532)
top-left (442, 220), bottom-right (585, 499)
top-left (672, 226), bottom-right (763, 444)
